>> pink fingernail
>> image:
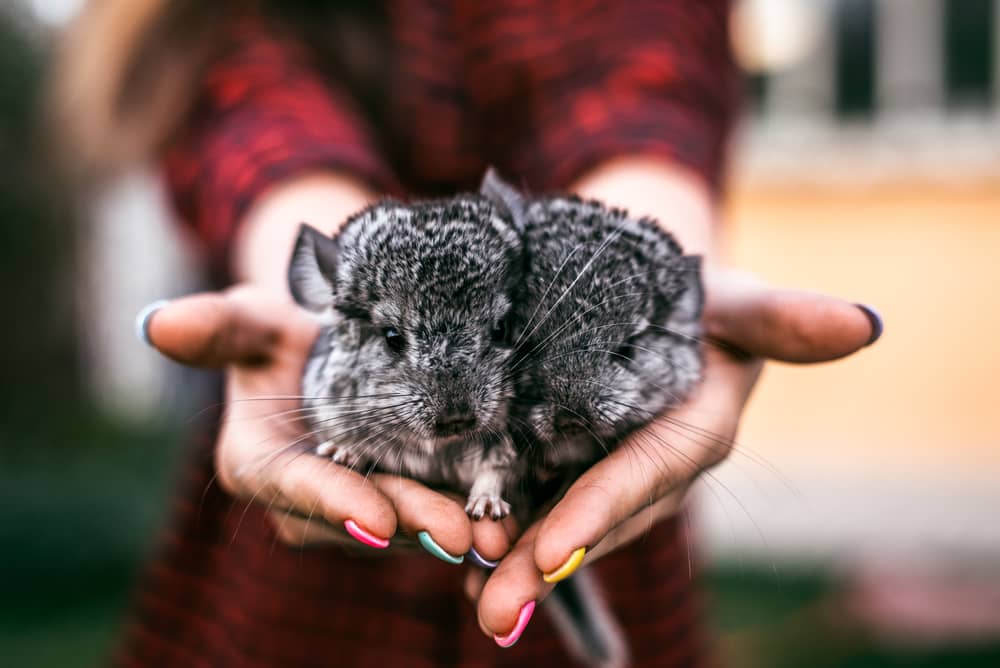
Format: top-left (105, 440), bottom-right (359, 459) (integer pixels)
top-left (344, 519), bottom-right (389, 548)
top-left (493, 600), bottom-right (535, 648)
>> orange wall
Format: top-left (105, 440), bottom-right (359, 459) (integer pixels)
top-left (723, 179), bottom-right (1000, 485)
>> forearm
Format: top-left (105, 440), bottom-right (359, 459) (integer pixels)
top-left (232, 158), bottom-right (716, 294)
top-left (232, 171), bottom-right (376, 295)
top-left (569, 156), bottom-right (719, 262)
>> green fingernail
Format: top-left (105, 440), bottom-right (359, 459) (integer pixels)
top-left (417, 530), bottom-right (464, 564)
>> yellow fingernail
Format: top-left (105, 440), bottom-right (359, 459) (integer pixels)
top-left (542, 547), bottom-right (586, 583)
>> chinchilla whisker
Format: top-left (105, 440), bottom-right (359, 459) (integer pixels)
top-left (227, 406), bottom-right (326, 426)
top-left (661, 416), bottom-right (800, 498)
top-left (595, 391), bottom-right (791, 492)
top-left (547, 401), bottom-right (612, 456)
top-left (188, 392), bottom-right (413, 425)
top-left (516, 223), bottom-right (629, 346)
top-left (229, 392), bottom-right (411, 403)
top-left (508, 291), bottom-right (647, 374)
top-left (253, 402), bottom-right (413, 434)
top-left (543, 319), bottom-right (727, 353)
top-left (510, 290), bottom-right (645, 366)
top-left (561, 350), bottom-right (688, 404)
top-left (643, 324), bottom-right (731, 350)
top-left (311, 401), bottom-right (418, 425)
top-left (231, 441), bottom-right (311, 545)
top-left (308, 403), bottom-right (420, 431)
top-left (634, 427), bottom-right (775, 558)
top-left (513, 238), bottom-right (590, 348)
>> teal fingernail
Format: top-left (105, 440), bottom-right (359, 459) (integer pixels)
top-left (134, 299), bottom-right (170, 347)
top-left (417, 530), bottom-right (464, 564)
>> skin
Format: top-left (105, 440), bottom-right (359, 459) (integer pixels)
top-left (145, 158), bottom-right (878, 638)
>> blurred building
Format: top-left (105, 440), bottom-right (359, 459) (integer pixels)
top-left (701, 0), bottom-right (1000, 566)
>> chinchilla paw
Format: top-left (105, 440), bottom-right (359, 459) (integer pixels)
top-left (317, 443), bottom-right (365, 471)
top-left (465, 494), bottom-right (511, 521)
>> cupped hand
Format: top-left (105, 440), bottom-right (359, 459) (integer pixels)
top-left (144, 284), bottom-right (513, 562)
top-left (472, 269), bottom-right (882, 643)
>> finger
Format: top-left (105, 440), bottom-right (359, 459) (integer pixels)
top-left (464, 568), bottom-right (487, 604)
top-left (144, 288), bottom-right (316, 367)
top-left (221, 440), bottom-right (399, 547)
top-left (470, 514), bottom-right (518, 563)
top-left (581, 489), bottom-right (688, 564)
top-left (268, 509), bottom-right (350, 547)
top-left (531, 424), bottom-right (710, 582)
top-left (477, 523), bottom-right (551, 645)
top-left (371, 474), bottom-right (472, 564)
top-left (533, 342), bottom-right (760, 579)
top-left (703, 270), bottom-right (882, 363)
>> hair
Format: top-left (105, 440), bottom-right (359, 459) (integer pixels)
top-left (50, 0), bottom-right (237, 177)
top-left (50, 0), bottom-right (386, 180)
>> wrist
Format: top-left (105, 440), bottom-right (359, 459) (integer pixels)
top-left (232, 170), bottom-right (376, 296)
top-left (569, 156), bottom-right (718, 262)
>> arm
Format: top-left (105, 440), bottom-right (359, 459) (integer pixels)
top-left (470, 0), bottom-right (879, 642)
top-left (473, 160), bottom-right (881, 640)
top-left (147, 21), bottom-right (513, 561)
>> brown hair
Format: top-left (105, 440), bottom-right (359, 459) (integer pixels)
top-left (51, 0), bottom-right (238, 177)
top-left (51, 1), bottom-right (386, 179)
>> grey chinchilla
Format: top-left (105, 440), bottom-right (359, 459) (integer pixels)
top-left (488, 170), bottom-right (705, 668)
top-left (287, 186), bottom-right (527, 520)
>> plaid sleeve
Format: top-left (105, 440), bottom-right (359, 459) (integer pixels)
top-left (495, 0), bottom-right (740, 194)
top-left (162, 19), bottom-right (394, 273)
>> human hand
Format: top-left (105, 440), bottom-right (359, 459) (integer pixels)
top-left (471, 269), bottom-right (883, 645)
top-left (141, 284), bottom-right (514, 563)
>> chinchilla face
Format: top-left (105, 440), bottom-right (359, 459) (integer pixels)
top-left (511, 198), bottom-right (704, 460)
top-left (289, 196), bottom-right (523, 455)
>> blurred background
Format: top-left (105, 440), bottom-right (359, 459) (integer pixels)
top-left (1, 0), bottom-right (997, 666)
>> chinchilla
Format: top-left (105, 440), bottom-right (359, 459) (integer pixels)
top-left (483, 170), bottom-right (705, 668)
top-left (287, 187), bottom-right (527, 520)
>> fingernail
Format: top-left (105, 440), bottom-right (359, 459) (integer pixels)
top-left (344, 519), bottom-right (390, 549)
top-left (542, 546), bottom-right (586, 583)
top-left (134, 299), bottom-right (170, 347)
top-left (466, 547), bottom-right (499, 569)
top-left (855, 304), bottom-right (884, 346)
top-left (493, 600), bottom-right (536, 648)
top-left (417, 530), bottom-right (464, 564)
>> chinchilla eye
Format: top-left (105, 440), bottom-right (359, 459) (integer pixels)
top-left (383, 327), bottom-right (405, 353)
top-left (491, 317), bottom-right (510, 345)
top-left (614, 333), bottom-right (641, 364)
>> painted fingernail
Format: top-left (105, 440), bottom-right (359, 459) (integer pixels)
top-left (855, 304), bottom-right (884, 346)
top-left (134, 299), bottom-right (170, 347)
top-left (344, 519), bottom-right (390, 549)
top-left (417, 530), bottom-right (464, 564)
top-left (493, 600), bottom-right (536, 648)
top-left (466, 547), bottom-right (499, 569)
top-left (542, 546), bottom-right (586, 583)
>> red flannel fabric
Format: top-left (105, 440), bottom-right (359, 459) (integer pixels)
top-left (129, 2), bottom-right (738, 666)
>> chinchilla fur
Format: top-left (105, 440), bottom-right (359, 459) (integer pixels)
top-left (288, 192), bottom-right (526, 520)
top-left (507, 187), bottom-right (704, 476)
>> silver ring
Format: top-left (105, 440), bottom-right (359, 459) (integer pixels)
top-left (134, 299), bottom-right (170, 347)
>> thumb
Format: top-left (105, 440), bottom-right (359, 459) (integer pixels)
top-left (140, 288), bottom-right (314, 367)
top-left (703, 270), bottom-right (883, 363)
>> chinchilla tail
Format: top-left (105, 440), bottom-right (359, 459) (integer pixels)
top-left (542, 568), bottom-right (630, 668)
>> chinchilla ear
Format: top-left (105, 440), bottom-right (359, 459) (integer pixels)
top-left (480, 167), bottom-right (527, 232)
top-left (666, 255), bottom-right (704, 331)
top-left (288, 223), bottom-right (338, 311)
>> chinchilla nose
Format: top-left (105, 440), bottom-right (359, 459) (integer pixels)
top-left (434, 406), bottom-right (477, 437)
top-left (553, 409), bottom-right (588, 436)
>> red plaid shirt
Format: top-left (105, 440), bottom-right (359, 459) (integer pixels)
top-left (124, 2), bottom-right (738, 666)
